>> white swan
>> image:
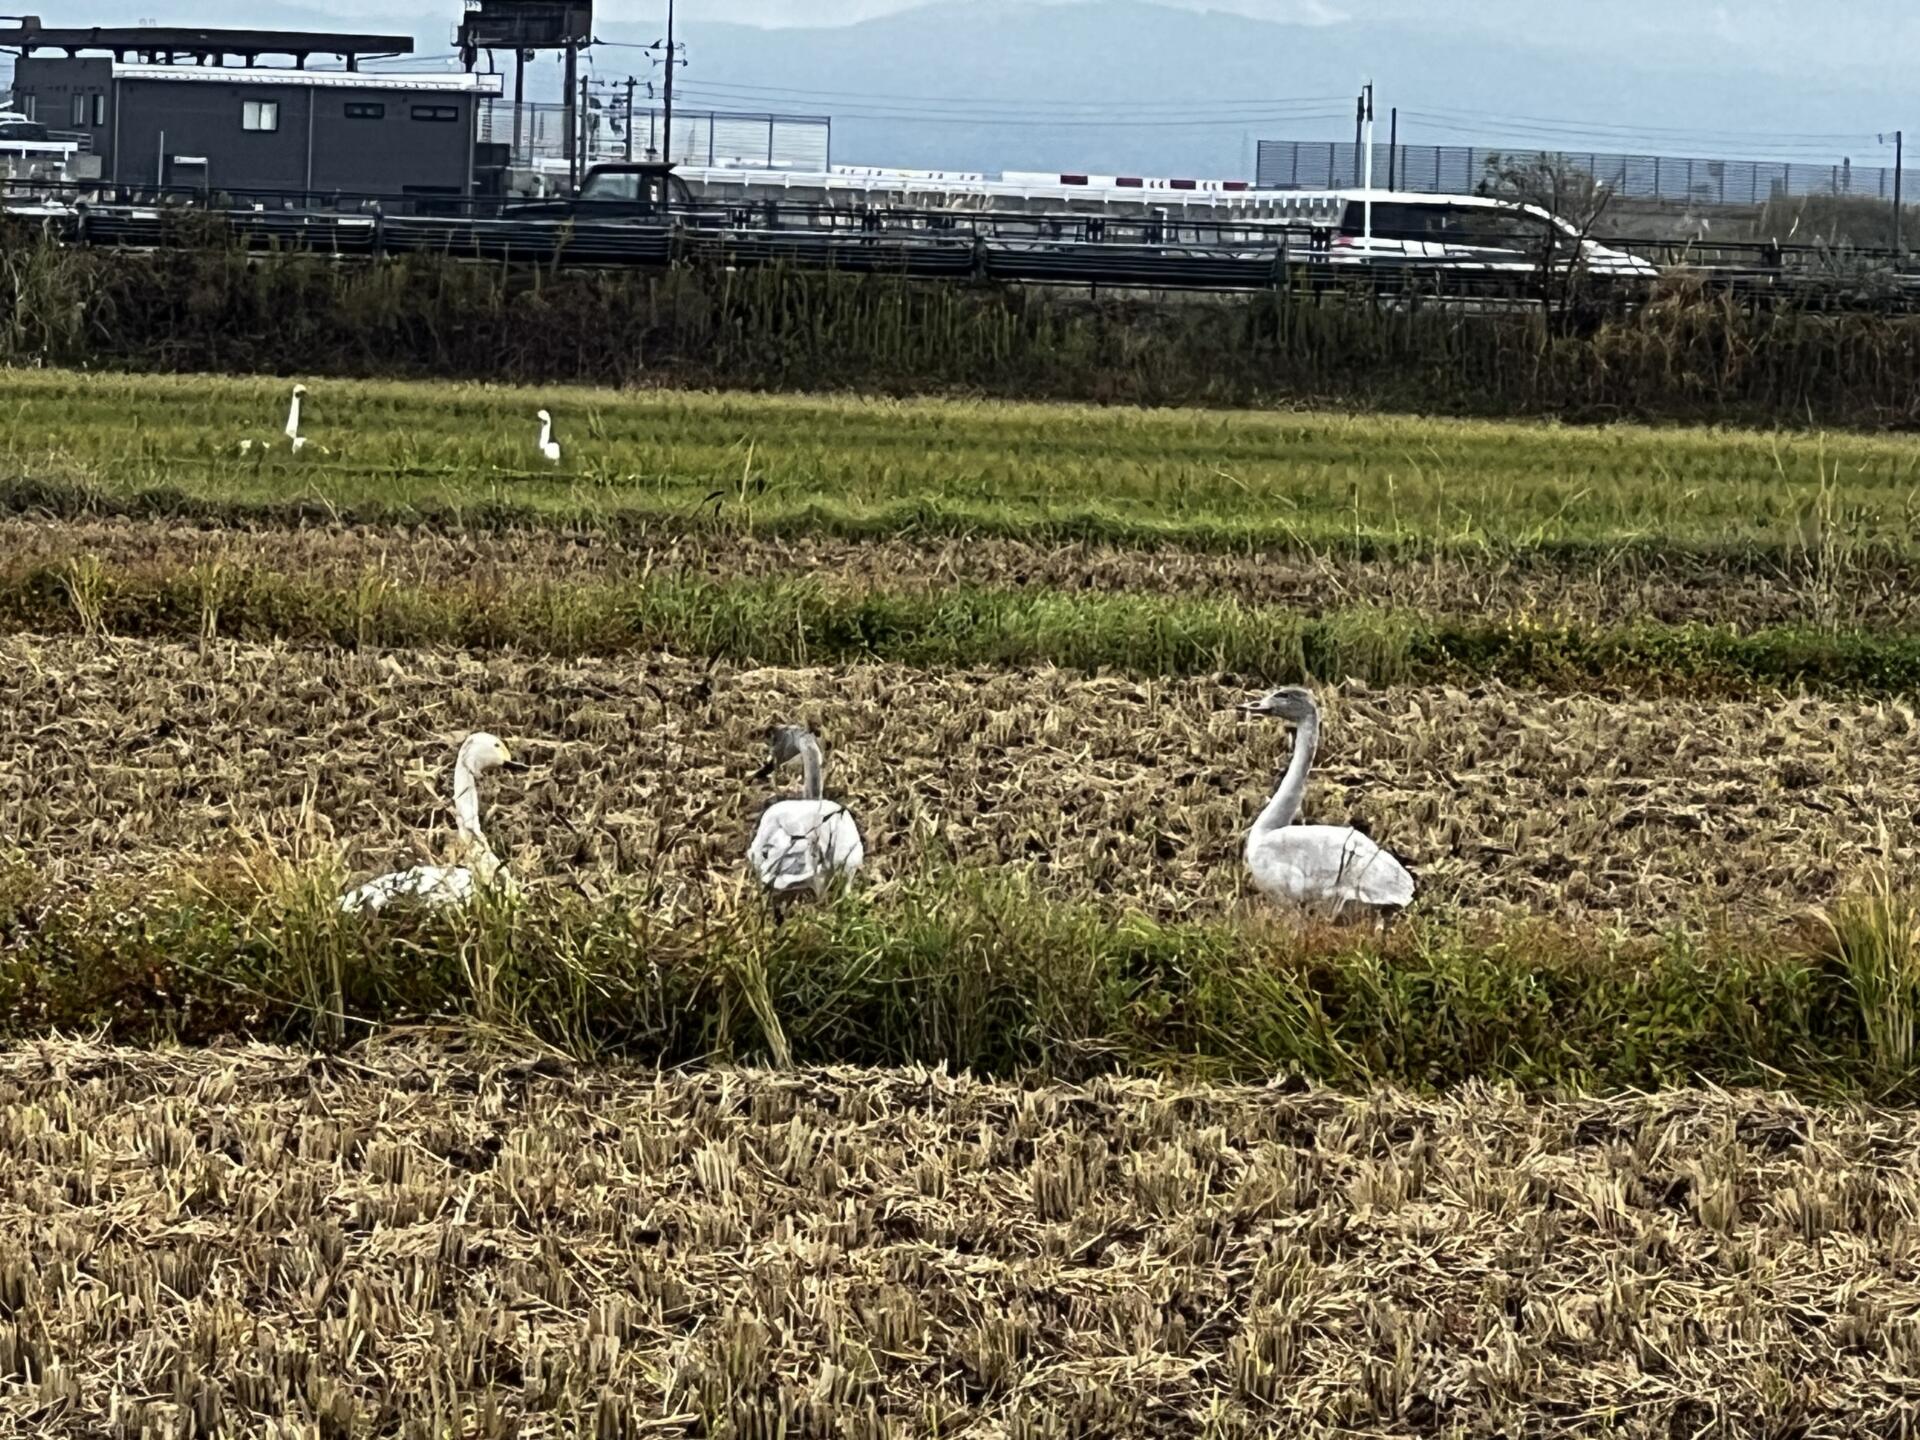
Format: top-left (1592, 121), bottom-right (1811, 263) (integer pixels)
top-left (285, 383), bottom-right (309, 452)
top-left (338, 732), bottom-right (523, 913)
top-left (748, 726), bottom-right (865, 901)
top-left (536, 409), bottom-right (561, 465)
top-left (238, 383), bottom-right (310, 455)
top-left (1237, 687), bottom-right (1414, 915)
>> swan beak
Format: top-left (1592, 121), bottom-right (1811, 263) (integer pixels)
top-left (501, 759), bottom-right (532, 773)
top-left (752, 758), bottom-right (777, 781)
top-left (1233, 700), bottom-right (1265, 715)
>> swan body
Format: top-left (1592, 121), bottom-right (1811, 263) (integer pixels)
top-left (339, 733), bottom-right (521, 914)
top-left (749, 727), bottom-right (864, 898)
top-left (537, 409), bottom-right (561, 465)
top-left (1238, 687), bottom-right (1414, 915)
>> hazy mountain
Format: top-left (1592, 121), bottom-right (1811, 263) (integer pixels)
top-left (5, 1), bottom-right (1904, 180)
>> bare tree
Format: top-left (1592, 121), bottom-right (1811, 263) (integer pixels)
top-left (1478, 153), bottom-right (1616, 322)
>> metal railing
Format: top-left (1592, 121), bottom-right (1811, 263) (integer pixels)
top-left (478, 100), bottom-right (831, 174)
top-left (10, 177), bottom-right (1920, 308)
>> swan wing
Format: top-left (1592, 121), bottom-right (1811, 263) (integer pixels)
top-left (750, 801), bottom-right (865, 894)
top-left (1249, 826), bottom-right (1414, 911)
top-left (338, 865), bottom-right (476, 914)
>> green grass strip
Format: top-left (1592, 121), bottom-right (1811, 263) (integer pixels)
top-left (1, 867), bottom-right (1906, 1101)
top-left (8, 558), bottom-right (1920, 694)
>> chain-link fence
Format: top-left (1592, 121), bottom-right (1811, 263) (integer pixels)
top-left (481, 100), bottom-right (830, 172)
top-left (1256, 140), bottom-right (1916, 207)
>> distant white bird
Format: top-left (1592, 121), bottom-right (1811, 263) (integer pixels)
top-left (238, 383), bottom-right (310, 456)
top-left (285, 383), bottom-right (309, 452)
top-left (748, 725), bottom-right (865, 903)
top-left (536, 408), bottom-right (561, 465)
top-left (1236, 687), bottom-right (1414, 916)
top-left (338, 732), bottom-right (524, 914)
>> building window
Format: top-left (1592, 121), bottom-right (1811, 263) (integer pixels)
top-left (93, 95), bottom-right (106, 126)
top-left (71, 93), bottom-right (87, 127)
top-left (411, 105), bottom-right (459, 123)
top-left (242, 100), bottom-right (280, 133)
top-left (344, 102), bottom-right (386, 120)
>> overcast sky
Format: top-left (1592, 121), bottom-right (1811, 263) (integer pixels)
top-left (522, 0), bottom-right (1920, 67)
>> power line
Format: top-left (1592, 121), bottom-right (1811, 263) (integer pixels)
top-left (1399, 104), bottom-right (1884, 148)
top-left (636, 71), bottom-right (1349, 111)
top-left (1396, 114), bottom-right (1886, 158)
top-left (671, 94), bottom-right (1347, 128)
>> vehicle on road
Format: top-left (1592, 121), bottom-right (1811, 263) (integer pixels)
top-left (506, 163), bottom-right (695, 221)
top-left (1321, 191), bottom-right (1656, 277)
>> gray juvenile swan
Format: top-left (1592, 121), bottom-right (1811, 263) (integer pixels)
top-left (1236, 687), bottom-right (1414, 915)
top-left (748, 726), bottom-right (865, 900)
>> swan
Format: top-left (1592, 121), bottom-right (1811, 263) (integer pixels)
top-left (536, 409), bottom-right (561, 465)
top-left (338, 732), bottom-right (523, 913)
top-left (285, 383), bottom-right (309, 453)
top-left (1236, 687), bottom-right (1414, 915)
top-left (237, 384), bottom-right (310, 455)
top-left (748, 726), bottom-right (865, 901)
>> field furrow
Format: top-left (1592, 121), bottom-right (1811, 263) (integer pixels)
top-left (2, 514), bottom-right (1910, 630)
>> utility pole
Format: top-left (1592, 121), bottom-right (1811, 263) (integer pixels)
top-left (625, 75), bottom-right (638, 162)
top-left (647, 0), bottom-right (686, 167)
top-left (563, 41), bottom-right (579, 188)
top-left (1352, 89), bottom-right (1364, 187)
top-left (1360, 82), bottom-right (1374, 244)
top-left (579, 72), bottom-right (592, 171)
top-left (1387, 106), bottom-right (1397, 191)
top-left (1890, 130), bottom-right (1905, 256)
top-left (512, 46), bottom-right (526, 168)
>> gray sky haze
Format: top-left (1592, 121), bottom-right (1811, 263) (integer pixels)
top-left (7, 1), bottom-right (1909, 177)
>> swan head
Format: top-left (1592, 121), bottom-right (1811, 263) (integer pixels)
top-left (291, 384), bottom-right (308, 397)
top-left (457, 732), bottom-right (518, 775)
top-left (755, 724), bottom-right (818, 779)
top-left (1237, 687), bottom-right (1318, 725)
top-left (536, 409), bottom-right (552, 424)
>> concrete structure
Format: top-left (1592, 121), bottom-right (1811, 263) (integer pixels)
top-left (4, 24), bottom-right (501, 198)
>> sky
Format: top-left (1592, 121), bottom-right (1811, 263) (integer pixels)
top-left (7, 1), bottom-right (1913, 176)
top-left (299, 0), bottom-right (1920, 71)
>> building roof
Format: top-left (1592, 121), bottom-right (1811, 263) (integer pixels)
top-left (110, 64), bottom-right (503, 95)
top-left (2, 25), bottom-right (413, 63)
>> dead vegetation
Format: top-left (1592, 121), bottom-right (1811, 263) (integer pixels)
top-left (0, 515), bottom-right (1912, 632)
top-left (1, 1038), bottom-right (1918, 1438)
top-left (1, 635), bottom-right (1914, 928)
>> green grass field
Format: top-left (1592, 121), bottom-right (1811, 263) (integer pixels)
top-left (7, 370), bottom-right (1919, 550)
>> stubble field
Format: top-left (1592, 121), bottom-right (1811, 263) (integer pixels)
top-left (4, 1040), bottom-right (1920, 1439)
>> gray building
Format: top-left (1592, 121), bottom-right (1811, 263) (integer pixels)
top-left (5, 24), bottom-right (502, 198)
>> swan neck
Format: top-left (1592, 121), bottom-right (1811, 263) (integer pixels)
top-left (1254, 713), bottom-right (1318, 836)
top-left (285, 393), bottom-right (302, 438)
top-left (797, 736), bottom-right (824, 801)
top-left (453, 757), bottom-right (489, 853)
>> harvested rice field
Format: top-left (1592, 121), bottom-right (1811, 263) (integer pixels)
top-left (3, 1040), bottom-right (1919, 1438)
top-left (5, 368), bottom-right (1920, 1430)
top-left (3, 634), bottom-right (1916, 928)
